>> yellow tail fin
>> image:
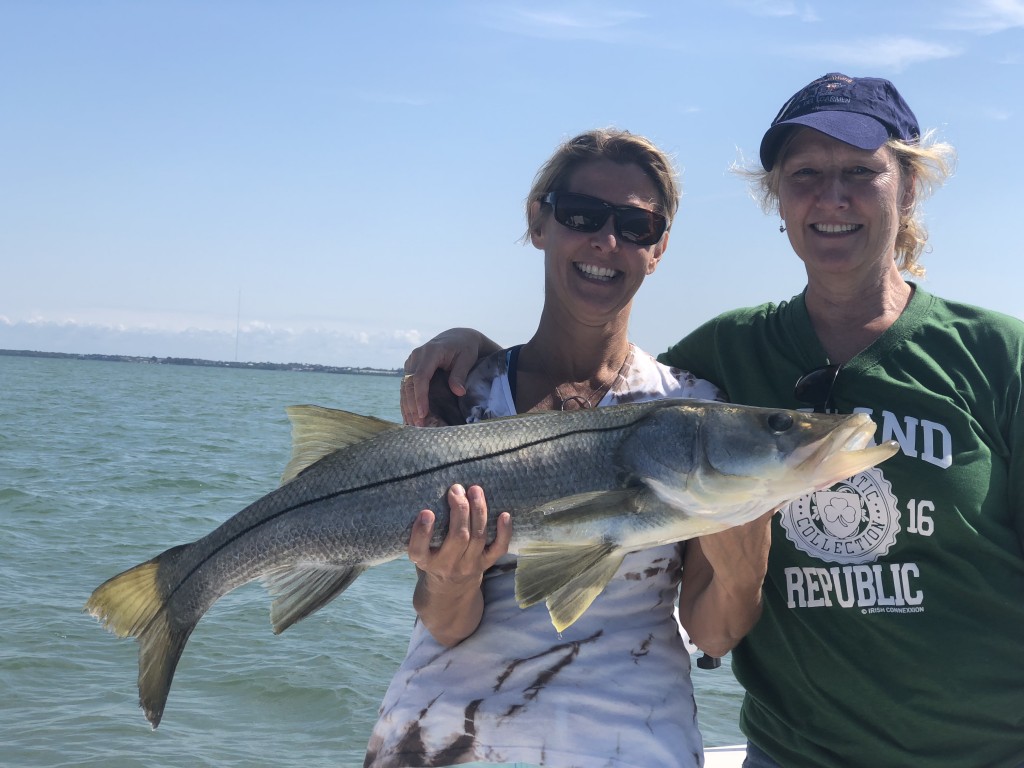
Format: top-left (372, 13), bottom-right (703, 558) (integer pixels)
top-left (84, 548), bottom-right (195, 728)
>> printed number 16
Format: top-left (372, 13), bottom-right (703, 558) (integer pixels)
top-left (907, 499), bottom-right (935, 536)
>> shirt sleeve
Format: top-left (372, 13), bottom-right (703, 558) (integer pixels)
top-left (657, 317), bottom-right (727, 396)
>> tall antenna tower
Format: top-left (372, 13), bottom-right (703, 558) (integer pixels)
top-left (234, 289), bottom-right (241, 362)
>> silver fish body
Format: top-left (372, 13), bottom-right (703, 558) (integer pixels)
top-left (86, 398), bottom-right (898, 728)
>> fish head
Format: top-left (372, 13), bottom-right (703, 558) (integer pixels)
top-left (627, 401), bottom-right (899, 518)
top-left (700, 404), bottom-right (898, 495)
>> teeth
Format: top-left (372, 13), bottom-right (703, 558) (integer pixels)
top-left (813, 223), bottom-right (859, 234)
top-left (575, 263), bottom-right (618, 281)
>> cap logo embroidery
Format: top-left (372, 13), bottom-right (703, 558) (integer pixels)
top-left (759, 72), bottom-right (920, 170)
top-left (787, 75), bottom-right (853, 116)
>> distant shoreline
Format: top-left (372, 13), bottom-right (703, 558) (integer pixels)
top-left (0, 348), bottom-right (403, 378)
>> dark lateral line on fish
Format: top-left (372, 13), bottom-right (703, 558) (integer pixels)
top-left (162, 417), bottom-right (645, 607)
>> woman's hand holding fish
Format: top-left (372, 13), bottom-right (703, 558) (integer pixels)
top-left (677, 510), bottom-right (774, 658)
top-left (400, 328), bottom-right (499, 426)
top-left (409, 484), bottom-right (512, 646)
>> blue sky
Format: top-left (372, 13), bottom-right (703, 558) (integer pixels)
top-left (2, 1), bottom-right (1021, 369)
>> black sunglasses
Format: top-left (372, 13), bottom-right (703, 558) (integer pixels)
top-left (541, 191), bottom-right (668, 246)
top-left (794, 364), bottom-right (841, 413)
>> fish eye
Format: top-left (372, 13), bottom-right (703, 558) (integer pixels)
top-left (767, 412), bottom-right (794, 433)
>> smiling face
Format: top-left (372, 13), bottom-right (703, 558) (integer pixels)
top-left (530, 159), bottom-right (668, 329)
top-left (777, 128), bottom-right (914, 282)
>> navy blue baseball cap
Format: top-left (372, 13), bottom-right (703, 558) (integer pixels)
top-left (759, 73), bottom-right (920, 170)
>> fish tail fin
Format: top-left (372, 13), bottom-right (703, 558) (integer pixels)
top-left (514, 541), bottom-right (625, 633)
top-left (84, 545), bottom-right (194, 728)
top-left (85, 557), bottom-right (164, 638)
top-left (135, 602), bottom-right (190, 728)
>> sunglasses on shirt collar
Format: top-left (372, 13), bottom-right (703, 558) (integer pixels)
top-left (794, 363), bottom-right (841, 413)
top-left (541, 191), bottom-right (668, 246)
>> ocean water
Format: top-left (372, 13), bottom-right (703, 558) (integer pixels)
top-left (0, 355), bottom-right (744, 767)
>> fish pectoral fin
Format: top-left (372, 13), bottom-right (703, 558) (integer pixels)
top-left (642, 477), bottom-right (741, 517)
top-left (261, 563), bottom-right (368, 634)
top-left (281, 405), bottom-right (401, 484)
top-left (514, 541), bottom-right (625, 632)
top-left (536, 489), bottom-right (641, 520)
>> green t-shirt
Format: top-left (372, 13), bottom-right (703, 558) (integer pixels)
top-left (660, 285), bottom-right (1024, 768)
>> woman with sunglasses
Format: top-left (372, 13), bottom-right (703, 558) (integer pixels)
top-left (364, 129), bottom-right (771, 768)
top-left (404, 76), bottom-right (1024, 768)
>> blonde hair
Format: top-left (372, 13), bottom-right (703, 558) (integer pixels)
top-left (522, 128), bottom-right (679, 243)
top-left (747, 129), bottom-right (956, 277)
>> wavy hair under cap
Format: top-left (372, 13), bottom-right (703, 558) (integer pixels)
top-left (746, 129), bottom-right (956, 277)
top-left (522, 128), bottom-right (680, 243)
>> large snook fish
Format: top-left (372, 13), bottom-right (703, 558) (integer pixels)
top-left (86, 399), bottom-right (898, 728)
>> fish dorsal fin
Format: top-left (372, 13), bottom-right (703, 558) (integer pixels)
top-left (281, 405), bottom-right (401, 484)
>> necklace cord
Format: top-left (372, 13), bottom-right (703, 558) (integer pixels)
top-left (552, 345), bottom-right (634, 410)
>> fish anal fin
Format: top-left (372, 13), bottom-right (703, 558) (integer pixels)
top-left (261, 563), bottom-right (367, 634)
top-left (281, 405), bottom-right (401, 484)
top-left (514, 540), bottom-right (623, 632)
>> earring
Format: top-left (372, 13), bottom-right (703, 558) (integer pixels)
top-left (779, 220), bottom-right (786, 233)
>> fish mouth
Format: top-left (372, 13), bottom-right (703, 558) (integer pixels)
top-left (796, 414), bottom-right (898, 489)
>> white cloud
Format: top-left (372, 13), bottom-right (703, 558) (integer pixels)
top-left (352, 90), bottom-right (431, 107)
top-left (793, 36), bottom-right (961, 71)
top-left (940, 0), bottom-right (1024, 33)
top-left (477, 4), bottom-right (648, 41)
top-left (727, 0), bottom-right (819, 22)
top-left (0, 317), bottom-right (417, 370)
